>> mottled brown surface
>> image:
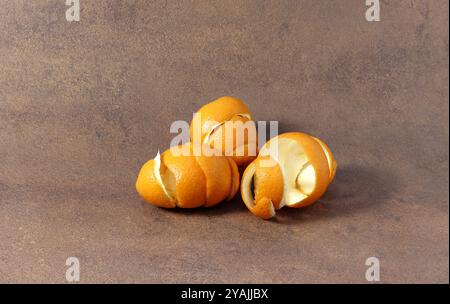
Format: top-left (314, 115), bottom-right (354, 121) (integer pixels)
top-left (0, 0), bottom-right (448, 283)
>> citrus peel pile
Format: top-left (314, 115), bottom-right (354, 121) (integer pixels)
top-left (240, 132), bottom-right (337, 219)
top-left (136, 96), bottom-right (337, 219)
top-left (136, 143), bottom-right (239, 208)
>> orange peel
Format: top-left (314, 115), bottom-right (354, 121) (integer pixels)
top-left (136, 143), bottom-right (240, 208)
top-left (190, 96), bottom-right (258, 167)
top-left (241, 132), bottom-right (337, 219)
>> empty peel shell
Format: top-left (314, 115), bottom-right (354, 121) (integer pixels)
top-left (241, 132), bottom-right (337, 219)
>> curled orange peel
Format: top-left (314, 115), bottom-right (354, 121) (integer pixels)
top-left (136, 143), bottom-right (240, 208)
top-left (240, 132), bottom-right (337, 219)
top-left (190, 96), bottom-right (258, 167)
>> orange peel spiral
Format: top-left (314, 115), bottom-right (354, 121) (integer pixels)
top-left (136, 143), bottom-right (240, 208)
top-left (240, 132), bottom-right (337, 219)
top-left (190, 96), bottom-right (258, 167)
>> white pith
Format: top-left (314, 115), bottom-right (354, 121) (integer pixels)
top-left (259, 138), bottom-right (316, 207)
top-left (153, 152), bottom-right (176, 203)
top-left (267, 200), bottom-right (276, 217)
top-left (241, 162), bottom-right (256, 209)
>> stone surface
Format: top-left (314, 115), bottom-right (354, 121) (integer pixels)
top-left (0, 0), bottom-right (448, 283)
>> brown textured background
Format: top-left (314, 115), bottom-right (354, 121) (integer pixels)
top-left (0, 0), bottom-right (448, 283)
